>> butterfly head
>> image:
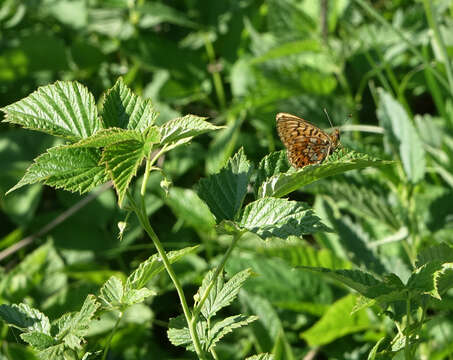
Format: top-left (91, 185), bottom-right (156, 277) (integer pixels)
top-left (331, 128), bottom-right (340, 147)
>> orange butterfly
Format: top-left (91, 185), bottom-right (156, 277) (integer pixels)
top-left (276, 112), bottom-right (340, 169)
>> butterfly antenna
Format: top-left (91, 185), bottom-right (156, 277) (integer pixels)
top-left (323, 108), bottom-right (335, 128)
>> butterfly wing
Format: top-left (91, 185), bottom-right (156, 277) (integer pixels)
top-left (276, 113), bottom-right (336, 169)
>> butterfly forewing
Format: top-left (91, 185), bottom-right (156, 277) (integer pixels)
top-left (276, 112), bottom-right (340, 169)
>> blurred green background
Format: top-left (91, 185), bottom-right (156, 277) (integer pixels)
top-left (2, 0), bottom-right (453, 359)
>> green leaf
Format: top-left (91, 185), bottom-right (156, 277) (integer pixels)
top-left (259, 148), bottom-right (393, 198)
top-left (1, 81), bottom-right (100, 141)
top-left (207, 314), bottom-right (258, 351)
top-left (20, 332), bottom-right (57, 350)
top-left (100, 78), bottom-right (157, 131)
top-left (99, 276), bottom-right (124, 309)
top-left (301, 294), bottom-right (370, 346)
top-left (435, 263), bottom-right (453, 296)
top-left (159, 114), bottom-right (223, 145)
top-left (166, 187), bottom-right (216, 230)
top-left (377, 89), bottom-right (425, 183)
top-left (6, 146), bottom-right (108, 195)
top-left (36, 343), bottom-right (66, 360)
top-left (70, 128), bottom-right (147, 148)
top-left (55, 294), bottom-right (100, 349)
top-left (122, 288), bottom-right (156, 306)
top-left (195, 269), bottom-right (252, 319)
top-left (198, 149), bottom-right (252, 222)
top-left (238, 198), bottom-right (330, 239)
top-left (246, 354), bottom-right (274, 360)
top-left (406, 261), bottom-right (443, 299)
top-left (416, 243), bottom-right (453, 267)
top-left (125, 246), bottom-right (199, 291)
top-left (101, 140), bottom-right (146, 206)
top-left (254, 151), bottom-right (290, 196)
top-left (167, 315), bottom-right (207, 351)
top-left (0, 303), bottom-right (50, 333)
top-left (138, 2), bottom-right (196, 28)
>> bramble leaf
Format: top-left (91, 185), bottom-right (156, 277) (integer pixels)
top-left (207, 314), bottom-right (258, 351)
top-left (238, 197), bottom-right (331, 239)
top-left (1, 81), bottom-right (101, 141)
top-left (0, 303), bottom-right (50, 334)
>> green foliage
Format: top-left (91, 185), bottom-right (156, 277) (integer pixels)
top-left (2, 0), bottom-right (453, 359)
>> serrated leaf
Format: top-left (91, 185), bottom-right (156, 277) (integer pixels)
top-left (301, 294), bottom-right (370, 346)
top-left (259, 149), bottom-right (393, 198)
top-left (99, 276), bottom-right (124, 309)
top-left (198, 149), bottom-right (252, 222)
top-left (197, 269), bottom-right (252, 319)
top-left (166, 187), bottom-right (216, 230)
top-left (125, 246), bottom-right (199, 291)
top-left (122, 288), bottom-right (156, 305)
top-left (160, 114), bottom-right (223, 145)
top-left (102, 140), bottom-right (146, 206)
top-left (377, 89), bottom-right (425, 183)
top-left (6, 146), bottom-right (108, 195)
top-left (1, 81), bottom-right (100, 141)
top-left (55, 294), bottom-right (100, 349)
top-left (406, 261), bottom-right (443, 299)
top-left (70, 128), bottom-right (146, 148)
top-left (207, 314), bottom-right (258, 351)
top-left (254, 151), bottom-right (290, 196)
top-left (246, 354), bottom-right (274, 360)
top-left (101, 78), bottom-right (157, 131)
top-left (0, 303), bottom-right (50, 334)
top-left (435, 263), bottom-right (453, 296)
top-left (167, 314), bottom-right (207, 351)
top-left (238, 198), bottom-right (330, 239)
top-left (20, 331), bottom-right (56, 350)
top-left (36, 343), bottom-right (66, 360)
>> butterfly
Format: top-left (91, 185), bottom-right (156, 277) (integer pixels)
top-left (276, 112), bottom-right (340, 169)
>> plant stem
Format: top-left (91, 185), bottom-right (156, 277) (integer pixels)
top-left (131, 194), bottom-right (206, 360)
top-left (204, 34), bottom-right (226, 110)
top-left (102, 311), bottom-right (123, 360)
top-left (193, 231), bottom-right (244, 320)
top-left (404, 296), bottom-right (412, 360)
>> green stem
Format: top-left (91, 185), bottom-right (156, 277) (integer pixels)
top-left (404, 296), bottom-right (412, 360)
top-left (141, 144), bottom-right (168, 196)
top-left (204, 34), bottom-right (226, 110)
top-left (130, 193), bottom-right (207, 359)
top-left (102, 311), bottom-right (123, 360)
top-left (422, 0), bottom-right (453, 96)
top-left (193, 231), bottom-right (243, 320)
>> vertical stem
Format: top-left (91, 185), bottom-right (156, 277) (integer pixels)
top-left (102, 311), bottom-right (124, 360)
top-left (204, 34), bottom-right (226, 110)
top-left (404, 296), bottom-right (412, 360)
top-left (131, 194), bottom-right (207, 360)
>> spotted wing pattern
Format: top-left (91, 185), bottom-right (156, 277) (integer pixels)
top-left (276, 112), bottom-right (340, 169)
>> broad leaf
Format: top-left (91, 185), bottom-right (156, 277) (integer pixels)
top-left (20, 332), bottom-right (57, 350)
top-left (1, 81), bottom-right (101, 141)
top-left (259, 149), bottom-right (392, 198)
top-left (102, 140), bottom-right (146, 206)
top-left (125, 246), bottom-right (199, 291)
top-left (207, 314), bottom-right (258, 351)
top-left (406, 261), bottom-right (443, 299)
top-left (377, 89), bottom-right (425, 183)
top-left (0, 303), bottom-right (50, 334)
top-left (101, 77), bottom-right (157, 131)
top-left (301, 294), bottom-right (370, 346)
top-left (196, 269), bottom-right (252, 319)
top-left (159, 114), bottom-right (223, 145)
top-left (99, 276), bottom-right (124, 309)
top-left (6, 146), bottom-right (108, 195)
top-left (415, 243), bottom-right (453, 267)
top-left (238, 197), bottom-right (330, 239)
top-left (70, 128), bottom-right (146, 148)
top-left (198, 149), bottom-right (252, 222)
top-left (167, 315), bottom-right (207, 351)
top-left (254, 151), bottom-right (290, 196)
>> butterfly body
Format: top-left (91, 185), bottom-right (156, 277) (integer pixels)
top-left (276, 112), bottom-right (340, 169)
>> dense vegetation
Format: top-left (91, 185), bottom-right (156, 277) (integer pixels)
top-left (1, 1), bottom-right (453, 359)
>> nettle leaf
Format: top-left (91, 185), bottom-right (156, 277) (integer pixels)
top-left (20, 331), bottom-right (57, 350)
top-left (301, 294), bottom-right (370, 347)
top-left (377, 89), bottom-right (425, 183)
top-left (435, 263), bottom-right (453, 296)
top-left (198, 149), bottom-right (252, 222)
top-left (160, 114), bottom-right (223, 145)
top-left (254, 151), bottom-right (290, 196)
top-left (101, 78), bottom-right (157, 131)
top-left (125, 246), bottom-right (199, 291)
top-left (6, 146), bottom-right (108, 195)
top-left (102, 140), bottom-right (146, 206)
top-left (238, 197), bottom-right (331, 239)
top-left (54, 294), bottom-right (100, 349)
top-left (300, 267), bottom-right (405, 299)
top-left (406, 261), bottom-right (443, 299)
top-left (1, 81), bottom-right (101, 141)
top-left (259, 148), bottom-right (392, 198)
top-left (415, 243), bottom-right (453, 267)
top-left (0, 303), bottom-right (50, 334)
top-left (207, 314), bottom-right (258, 351)
top-left (195, 268), bottom-right (252, 319)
